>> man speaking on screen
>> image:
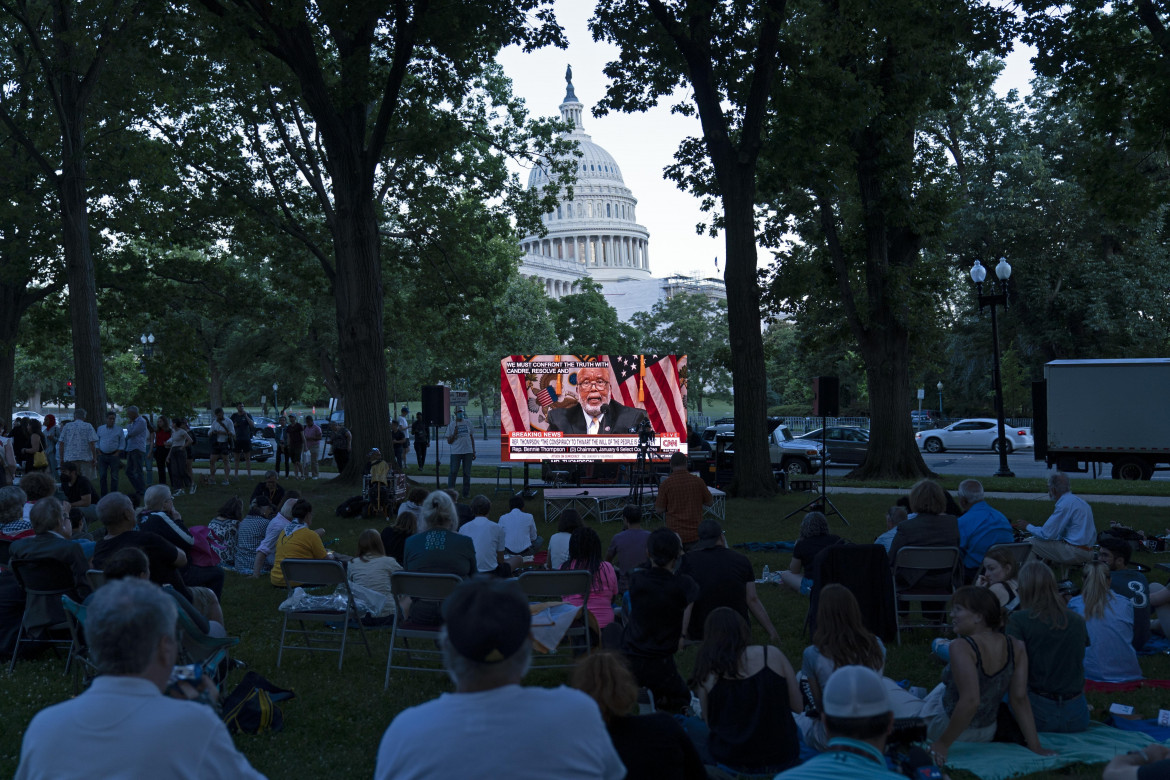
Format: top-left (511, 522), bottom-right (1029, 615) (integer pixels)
top-left (547, 364), bottom-right (648, 435)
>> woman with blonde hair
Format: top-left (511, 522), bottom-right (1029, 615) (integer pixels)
top-left (570, 652), bottom-right (705, 779)
top-left (1069, 559), bottom-right (1142, 683)
top-left (401, 490), bottom-right (475, 625)
top-left (1006, 561), bottom-right (1089, 732)
top-left (348, 529), bottom-right (402, 625)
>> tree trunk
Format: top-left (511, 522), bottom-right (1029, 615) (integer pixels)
top-left (851, 329), bottom-right (932, 479)
top-left (208, 359), bottom-right (223, 410)
top-left (723, 173), bottom-right (775, 497)
top-left (331, 189), bottom-right (392, 482)
top-left (58, 166), bottom-right (107, 420)
top-left (0, 286), bottom-right (21, 423)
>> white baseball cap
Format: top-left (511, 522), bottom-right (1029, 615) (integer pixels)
top-left (821, 665), bottom-right (892, 718)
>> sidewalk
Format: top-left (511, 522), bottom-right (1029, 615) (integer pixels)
top-left (826, 486), bottom-right (1170, 508)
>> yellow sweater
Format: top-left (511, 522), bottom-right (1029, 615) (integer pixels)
top-left (271, 526), bottom-right (328, 587)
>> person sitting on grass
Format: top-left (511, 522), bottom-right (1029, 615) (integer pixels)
top-left (458, 494), bottom-right (519, 578)
top-left (248, 470), bottom-right (285, 514)
top-left (621, 527), bottom-right (698, 713)
top-left (380, 509), bottom-right (416, 566)
top-left (779, 511), bottom-right (842, 596)
top-left (348, 529), bottom-right (401, 626)
top-left (570, 650), bottom-right (706, 780)
top-left (374, 578), bottom-right (624, 780)
top-left (139, 484), bottom-right (225, 600)
top-left (685, 607), bottom-right (802, 775)
top-left (252, 492), bottom-right (301, 578)
top-left (99, 546), bottom-right (226, 637)
top-left (1069, 558), bottom-right (1142, 683)
top-left (932, 547), bottom-right (1020, 662)
top-left (776, 665), bottom-right (916, 780)
top-left (206, 496), bottom-right (244, 572)
top-left (397, 486), bottom-right (428, 534)
top-left (918, 586), bottom-right (1052, 765)
top-left (606, 504), bottom-right (650, 591)
top-left (1005, 561), bottom-right (1089, 733)
top-left (1097, 535), bottom-right (1151, 651)
top-left (798, 584), bottom-right (924, 751)
top-left (548, 508), bottom-right (583, 571)
top-left (235, 499), bottom-right (274, 576)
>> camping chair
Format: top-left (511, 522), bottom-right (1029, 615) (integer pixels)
top-left (8, 558), bottom-right (77, 674)
top-left (806, 543), bottom-right (898, 643)
top-left (893, 546), bottom-right (963, 640)
top-left (175, 603), bottom-right (240, 692)
top-left (986, 542), bottom-right (1032, 574)
top-left (385, 572), bottom-right (463, 687)
top-left (516, 569), bottom-right (593, 668)
top-left (277, 559), bottom-right (370, 671)
top-left (61, 595), bottom-right (97, 693)
top-left (85, 569), bottom-right (107, 592)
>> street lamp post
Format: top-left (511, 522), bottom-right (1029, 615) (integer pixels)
top-left (138, 333), bottom-right (155, 374)
top-left (970, 257), bottom-right (1014, 478)
top-left (273, 383), bottom-right (279, 414)
top-left (937, 381), bottom-right (944, 419)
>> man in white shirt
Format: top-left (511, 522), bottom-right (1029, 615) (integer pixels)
top-left (1013, 471), bottom-right (1097, 569)
top-left (58, 408), bottom-right (99, 481)
top-left (445, 408), bottom-right (476, 498)
top-left (209, 408), bottom-right (234, 486)
top-left (15, 578), bottom-right (265, 780)
top-left (458, 495), bottom-right (519, 577)
top-left (375, 578), bottom-right (624, 780)
top-left (498, 494), bottom-right (541, 556)
top-left (96, 411), bottom-right (126, 497)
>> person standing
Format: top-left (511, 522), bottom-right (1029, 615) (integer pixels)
top-left (285, 414), bottom-right (305, 480)
top-left (654, 451), bottom-right (713, 550)
top-left (151, 416), bottom-right (171, 488)
top-left (208, 408), bottom-right (234, 486)
top-left (19, 419), bottom-right (48, 474)
top-left (230, 402), bottom-right (256, 480)
top-left (42, 414), bottom-right (60, 477)
top-left (96, 411), bottom-right (126, 497)
top-left (165, 418), bottom-right (194, 496)
top-left (445, 408), bottom-right (475, 498)
top-left (330, 421), bottom-right (352, 472)
top-left (273, 414), bottom-right (288, 477)
top-left (391, 419), bottom-right (407, 472)
top-left (303, 415), bottom-right (323, 479)
top-left (124, 406), bottom-right (149, 502)
top-left (411, 412), bottom-right (429, 469)
top-left (57, 411), bottom-right (97, 484)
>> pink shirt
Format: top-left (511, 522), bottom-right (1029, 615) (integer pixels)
top-left (564, 561), bottom-right (618, 629)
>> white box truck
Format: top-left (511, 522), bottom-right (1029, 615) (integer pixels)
top-left (1034, 358), bottom-right (1170, 479)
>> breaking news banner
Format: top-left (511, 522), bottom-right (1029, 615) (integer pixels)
top-left (499, 354), bottom-right (688, 463)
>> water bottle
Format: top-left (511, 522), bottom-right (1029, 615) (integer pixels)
top-left (762, 564), bottom-right (770, 582)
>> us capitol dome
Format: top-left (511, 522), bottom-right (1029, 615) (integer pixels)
top-left (519, 66), bottom-right (652, 302)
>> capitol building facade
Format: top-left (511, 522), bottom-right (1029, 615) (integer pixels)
top-left (519, 69), bottom-right (723, 321)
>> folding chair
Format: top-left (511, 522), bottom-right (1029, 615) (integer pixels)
top-left (61, 595), bottom-right (97, 693)
top-left (516, 569), bottom-right (593, 668)
top-left (85, 569), bottom-right (107, 592)
top-left (175, 604), bottom-right (240, 692)
top-left (892, 546), bottom-right (963, 639)
top-left (986, 542), bottom-right (1032, 574)
top-left (8, 558), bottom-right (77, 674)
top-left (385, 572), bottom-right (463, 687)
top-left (277, 559), bottom-right (370, 671)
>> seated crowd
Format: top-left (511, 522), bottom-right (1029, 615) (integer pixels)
top-left (7, 468), bottom-right (1170, 780)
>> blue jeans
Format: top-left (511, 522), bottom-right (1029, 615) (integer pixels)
top-left (1025, 691), bottom-right (1089, 733)
top-left (98, 452), bottom-right (122, 496)
top-left (448, 453), bottom-right (473, 497)
top-left (125, 449), bottom-right (146, 497)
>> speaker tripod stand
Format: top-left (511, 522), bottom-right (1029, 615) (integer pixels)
top-left (783, 417), bottom-right (848, 525)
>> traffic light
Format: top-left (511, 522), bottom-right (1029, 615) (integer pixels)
top-left (66, 380), bottom-right (74, 397)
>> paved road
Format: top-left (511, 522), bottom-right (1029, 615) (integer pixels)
top-left (827, 450), bottom-right (1170, 481)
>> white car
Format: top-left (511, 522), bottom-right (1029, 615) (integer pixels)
top-left (916, 418), bottom-right (1033, 454)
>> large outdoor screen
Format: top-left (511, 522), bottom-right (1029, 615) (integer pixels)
top-left (499, 354), bottom-right (688, 462)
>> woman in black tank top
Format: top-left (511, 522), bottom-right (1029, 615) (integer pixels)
top-left (688, 608), bottom-right (802, 773)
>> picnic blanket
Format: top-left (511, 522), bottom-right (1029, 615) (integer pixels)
top-left (1139, 636), bottom-right (1170, 656)
top-left (732, 541), bottom-right (796, 552)
top-left (943, 721), bottom-right (1154, 780)
top-left (1086, 679), bottom-right (1170, 693)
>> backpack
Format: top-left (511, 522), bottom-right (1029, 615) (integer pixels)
top-left (222, 671), bottom-right (295, 734)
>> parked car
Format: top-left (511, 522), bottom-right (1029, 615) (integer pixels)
top-left (797, 426), bottom-right (869, 465)
top-left (910, 410), bottom-right (938, 429)
top-left (915, 418), bottom-right (1033, 454)
top-left (11, 410), bottom-right (45, 424)
top-left (702, 418), bottom-right (827, 474)
top-left (189, 426), bottom-right (275, 462)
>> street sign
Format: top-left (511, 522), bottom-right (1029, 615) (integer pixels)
top-left (917, 388), bottom-right (925, 400)
top-left (451, 390), bottom-right (469, 407)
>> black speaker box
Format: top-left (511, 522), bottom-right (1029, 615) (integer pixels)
top-left (421, 385), bottom-right (449, 427)
top-left (812, 376), bottom-right (840, 417)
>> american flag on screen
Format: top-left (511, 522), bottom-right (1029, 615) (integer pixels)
top-left (606, 354), bottom-right (688, 438)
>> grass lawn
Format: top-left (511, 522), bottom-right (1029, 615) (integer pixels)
top-left (2, 478), bottom-right (1168, 778)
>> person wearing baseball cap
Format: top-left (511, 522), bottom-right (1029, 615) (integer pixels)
top-left (374, 578), bottom-right (625, 780)
top-left (776, 665), bottom-right (908, 779)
